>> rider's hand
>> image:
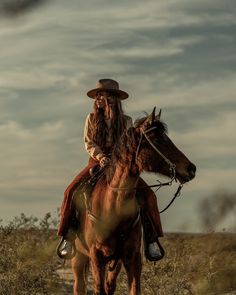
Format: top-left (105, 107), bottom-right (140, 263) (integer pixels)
top-left (99, 157), bottom-right (110, 167)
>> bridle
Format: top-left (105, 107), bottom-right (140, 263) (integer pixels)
top-left (136, 125), bottom-right (184, 213)
top-left (136, 126), bottom-right (176, 178)
top-left (109, 125), bottom-right (184, 213)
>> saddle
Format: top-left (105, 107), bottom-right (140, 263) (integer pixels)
top-left (73, 164), bottom-right (104, 205)
top-left (72, 164), bottom-right (105, 229)
top-left (86, 164), bottom-right (105, 193)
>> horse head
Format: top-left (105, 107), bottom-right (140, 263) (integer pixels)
top-left (132, 107), bottom-right (196, 184)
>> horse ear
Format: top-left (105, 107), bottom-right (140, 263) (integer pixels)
top-left (151, 107), bottom-right (156, 123)
top-left (156, 109), bottom-right (162, 121)
top-left (144, 107), bottom-right (156, 126)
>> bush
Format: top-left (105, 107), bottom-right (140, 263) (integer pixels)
top-left (0, 212), bottom-right (61, 295)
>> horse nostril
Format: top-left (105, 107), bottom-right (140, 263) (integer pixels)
top-left (188, 163), bottom-right (196, 179)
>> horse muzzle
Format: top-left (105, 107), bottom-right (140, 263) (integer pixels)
top-left (177, 162), bottom-right (196, 183)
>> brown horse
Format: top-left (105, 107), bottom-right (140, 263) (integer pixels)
top-left (71, 108), bottom-right (196, 295)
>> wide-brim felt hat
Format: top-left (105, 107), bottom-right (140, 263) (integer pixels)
top-left (87, 79), bottom-right (129, 100)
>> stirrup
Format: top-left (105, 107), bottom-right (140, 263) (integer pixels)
top-left (145, 239), bottom-right (165, 262)
top-left (56, 237), bottom-right (76, 259)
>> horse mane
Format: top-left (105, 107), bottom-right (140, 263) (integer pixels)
top-left (105, 126), bottom-right (136, 182)
top-left (105, 114), bottom-right (168, 182)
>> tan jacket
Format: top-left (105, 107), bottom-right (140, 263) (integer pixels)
top-left (84, 113), bottom-right (133, 161)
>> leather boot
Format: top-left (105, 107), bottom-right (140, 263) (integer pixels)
top-left (142, 213), bottom-right (165, 261)
top-left (57, 217), bottom-right (78, 259)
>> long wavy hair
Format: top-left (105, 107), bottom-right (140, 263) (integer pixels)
top-left (91, 94), bottom-right (127, 152)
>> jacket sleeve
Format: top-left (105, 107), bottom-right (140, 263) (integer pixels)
top-left (84, 114), bottom-right (105, 161)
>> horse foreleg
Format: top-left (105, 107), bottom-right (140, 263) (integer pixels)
top-left (105, 261), bottom-right (122, 295)
top-left (123, 252), bottom-right (142, 295)
top-left (90, 246), bottom-right (106, 295)
top-left (71, 251), bottom-right (89, 295)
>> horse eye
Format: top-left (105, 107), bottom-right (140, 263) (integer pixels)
top-left (161, 133), bottom-right (168, 143)
top-left (154, 133), bottom-right (166, 145)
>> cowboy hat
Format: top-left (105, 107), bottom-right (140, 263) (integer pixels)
top-left (87, 79), bottom-right (129, 100)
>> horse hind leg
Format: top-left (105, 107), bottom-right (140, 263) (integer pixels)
top-left (71, 251), bottom-right (89, 295)
top-left (105, 261), bottom-right (122, 295)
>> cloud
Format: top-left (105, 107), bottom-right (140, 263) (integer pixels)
top-left (0, 120), bottom-right (75, 195)
top-left (0, 70), bottom-right (68, 90)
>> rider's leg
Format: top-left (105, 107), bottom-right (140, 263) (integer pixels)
top-left (137, 178), bottom-right (164, 261)
top-left (58, 210), bottom-right (78, 258)
top-left (57, 158), bottom-right (98, 258)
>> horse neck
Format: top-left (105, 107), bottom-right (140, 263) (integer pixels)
top-left (109, 161), bottom-right (139, 190)
top-left (107, 162), bottom-right (140, 218)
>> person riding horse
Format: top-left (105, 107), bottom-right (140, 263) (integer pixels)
top-left (57, 79), bottom-right (164, 261)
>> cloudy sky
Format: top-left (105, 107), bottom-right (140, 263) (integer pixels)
top-left (0, 0), bottom-right (235, 232)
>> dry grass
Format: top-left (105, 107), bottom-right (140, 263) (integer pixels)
top-left (0, 213), bottom-right (63, 295)
top-left (115, 233), bottom-right (236, 295)
top-left (0, 213), bottom-right (235, 294)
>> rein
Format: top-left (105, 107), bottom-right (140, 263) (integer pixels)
top-left (108, 180), bottom-right (183, 214)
